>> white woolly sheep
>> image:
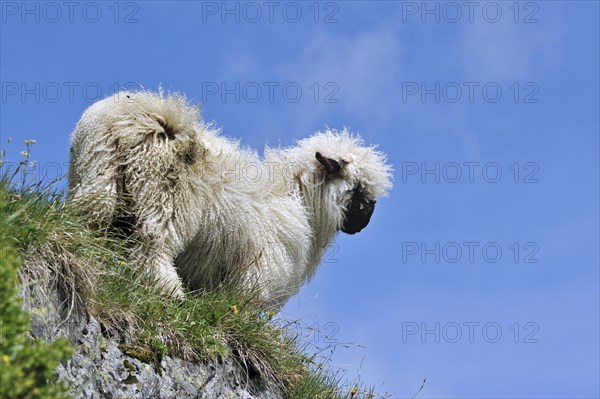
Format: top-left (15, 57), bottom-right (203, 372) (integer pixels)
top-left (68, 91), bottom-right (392, 308)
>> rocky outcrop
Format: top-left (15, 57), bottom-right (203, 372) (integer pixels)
top-left (20, 276), bottom-right (283, 399)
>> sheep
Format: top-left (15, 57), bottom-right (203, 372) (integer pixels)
top-left (68, 90), bottom-right (392, 308)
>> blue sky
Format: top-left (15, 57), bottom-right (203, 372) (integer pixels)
top-left (1, 1), bottom-right (598, 398)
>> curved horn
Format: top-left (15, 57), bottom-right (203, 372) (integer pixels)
top-left (315, 152), bottom-right (341, 174)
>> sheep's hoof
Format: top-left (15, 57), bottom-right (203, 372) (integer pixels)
top-left (157, 281), bottom-right (186, 301)
top-left (170, 288), bottom-right (186, 302)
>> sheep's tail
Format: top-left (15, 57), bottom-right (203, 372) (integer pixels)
top-left (127, 90), bottom-right (201, 140)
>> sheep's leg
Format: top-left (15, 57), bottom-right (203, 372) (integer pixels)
top-left (68, 134), bottom-right (123, 230)
top-left (127, 211), bottom-right (186, 300)
top-left (123, 144), bottom-right (190, 299)
top-left (130, 236), bottom-right (185, 299)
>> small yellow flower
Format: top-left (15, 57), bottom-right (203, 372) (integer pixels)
top-left (267, 310), bottom-right (276, 319)
top-left (2, 355), bottom-right (9, 364)
top-left (231, 305), bottom-right (239, 315)
top-left (119, 261), bottom-right (127, 266)
top-left (350, 386), bottom-right (359, 396)
top-left (24, 139), bottom-right (37, 145)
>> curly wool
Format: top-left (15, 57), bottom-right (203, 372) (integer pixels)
top-left (68, 91), bottom-right (392, 308)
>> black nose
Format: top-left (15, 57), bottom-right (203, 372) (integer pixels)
top-left (341, 188), bottom-right (376, 234)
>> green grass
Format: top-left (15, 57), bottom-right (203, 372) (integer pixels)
top-left (0, 141), bottom-right (389, 399)
top-left (1, 175), bottom-right (74, 398)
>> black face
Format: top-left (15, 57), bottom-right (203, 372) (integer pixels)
top-left (341, 186), bottom-right (376, 234)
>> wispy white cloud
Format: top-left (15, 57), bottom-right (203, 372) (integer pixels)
top-left (274, 24), bottom-right (405, 126)
top-left (454, 9), bottom-right (566, 81)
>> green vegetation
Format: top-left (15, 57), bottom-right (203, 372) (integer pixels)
top-left (0, 163), bottom-right (74, 398)
top-left (0, 139), bottom-right (387, 399)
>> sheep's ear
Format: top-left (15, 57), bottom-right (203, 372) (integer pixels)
top-left (316, 152), bottom-right (341, 174)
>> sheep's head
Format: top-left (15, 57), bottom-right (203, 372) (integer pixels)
top-left (297, 130), bottom-right (393, 235)
top-left (316, 152), bottom-right (377, 234)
